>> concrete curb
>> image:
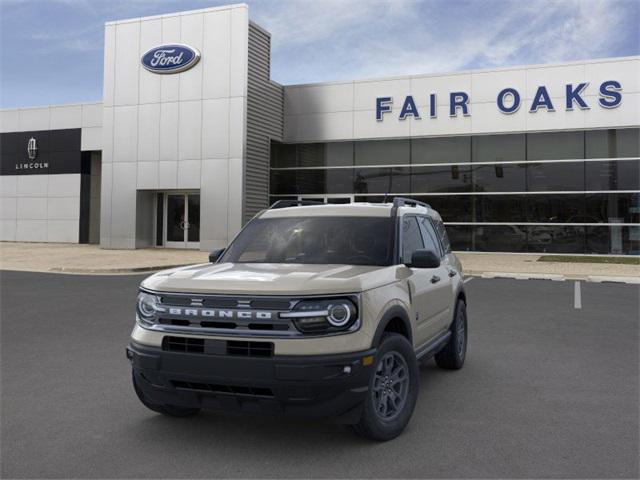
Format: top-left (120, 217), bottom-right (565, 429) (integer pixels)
top-left (587, 275), bottom-right (640, 284)
top-left (48, 264), bottom-right (191, 274)
top-left (466, 271), bottom-right (640, 284)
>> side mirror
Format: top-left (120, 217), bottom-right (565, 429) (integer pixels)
top-left (208, 248), bottom-right (225, 263)
top-left (407, 249), bottom-right (440, 269)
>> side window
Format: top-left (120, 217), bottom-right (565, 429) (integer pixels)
top-left (402, 217), bottom-right (424, 264)
top-left (418, 217), bottom-right (442, 257)
top-left (433, 218), bottom-right (452, 254)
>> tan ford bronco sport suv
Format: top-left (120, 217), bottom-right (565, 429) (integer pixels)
top-left (127, 197), bottom-right (468, 440)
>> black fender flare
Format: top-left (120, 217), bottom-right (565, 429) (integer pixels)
top-left (371, 305), bottom-right (413, 348)
top-left (456, 285), bottom-right (467, 305)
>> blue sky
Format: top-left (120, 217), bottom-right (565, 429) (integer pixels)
top-left (1, 0), bottom-right (638, 108)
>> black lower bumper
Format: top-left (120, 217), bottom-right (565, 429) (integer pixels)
top-left (127, 341), bottom-right (376, 421)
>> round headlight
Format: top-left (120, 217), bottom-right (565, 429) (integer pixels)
top-left (327, 303), bottom-right (352, 327)
top-left (284, 297), bottom-right (358, 334)
top-left (137, 292), bottom-right (158, 320)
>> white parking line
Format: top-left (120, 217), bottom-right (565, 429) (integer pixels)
top-left (574, 281), bottom-right (582, 309)
top-left (463, 277), bottom-right (473, 284)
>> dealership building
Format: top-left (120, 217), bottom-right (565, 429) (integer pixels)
top-left (1, 4), bottom-right (638, 254)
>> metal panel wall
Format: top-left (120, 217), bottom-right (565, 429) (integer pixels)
top-left (101, 5), bottom-right (250, 250)
top-left (244, 23), bottom-right (284, 222)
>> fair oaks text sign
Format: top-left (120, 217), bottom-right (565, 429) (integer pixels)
top-left (375, 80), bottom-right (622, 121)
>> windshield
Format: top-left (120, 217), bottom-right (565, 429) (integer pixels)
top-left (220, 216), bottom-right (393, 266)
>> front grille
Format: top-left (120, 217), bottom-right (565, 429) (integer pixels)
top-left (162, 336), bottom-right (274, 358)
top-left (171, 380), bottom-right (274, 397)
top-left (160, 296), bottom-right (238, 308)
top-left (158, 295), bottom-right (292, 310)
top-left (144, 292), bottom-right (359, 338)
top-left (227, 340), bottom-right (274, 357)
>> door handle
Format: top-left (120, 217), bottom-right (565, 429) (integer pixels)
top-left (430, 275), bottom-right (441, 284)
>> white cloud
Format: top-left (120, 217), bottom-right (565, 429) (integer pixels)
top-left (253, 0), bottom-right (634, 84)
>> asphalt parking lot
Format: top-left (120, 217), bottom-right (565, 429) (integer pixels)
top-left (1, 271), bottom-right (638, 479)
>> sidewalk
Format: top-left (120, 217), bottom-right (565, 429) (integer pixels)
top-left (0, 242), bottom-right (208, 274)
top-left (0, 242), bottom-right (638, 281)
top-left (456, 252), bottom-right (640, 283)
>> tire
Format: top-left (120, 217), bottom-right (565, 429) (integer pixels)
top-left (350, 333), bottom-right (419, 441)
top-left (132, 371), bottom-right (200, 417)
top-left (434, 300), bottom-right (467, 370)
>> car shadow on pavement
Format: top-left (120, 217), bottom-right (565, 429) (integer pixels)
top-left (123, 360), bottom-right (451, 449)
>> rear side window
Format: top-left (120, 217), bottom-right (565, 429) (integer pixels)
top-left (401, 217), bottom-right (424, 264)
top-left (433, 218), bottom-right (452, 254)
top-left (418, 217), bottom-right (443, 257)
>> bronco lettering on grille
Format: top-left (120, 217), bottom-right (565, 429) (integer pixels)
top-left (165, 308), bottom-right (273, 320)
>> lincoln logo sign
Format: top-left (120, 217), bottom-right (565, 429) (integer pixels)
top-left (141, 44), bottom-right (200, 74)
top-left (27, 137), bottom-right (38, 160)
top-left (16, 137), bottom-right (48, 171)
top-left (376, 80), bottom-right (623, 120)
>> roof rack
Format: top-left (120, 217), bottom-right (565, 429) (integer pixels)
top-left (392, 197), bottom-right (431, 209)
top-left (269, 199), bottom-right (325, 209)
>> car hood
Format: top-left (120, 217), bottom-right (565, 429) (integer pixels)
top-left (141, 262), bottom-right (400, 295)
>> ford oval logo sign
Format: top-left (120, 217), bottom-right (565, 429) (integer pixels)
top-left (141, 44), bottom-right (201, 74)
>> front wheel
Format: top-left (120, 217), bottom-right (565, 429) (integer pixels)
top-left (434, 300), bottom-right (467, 370)
top-left (350, 333), bottom-right (419, 441)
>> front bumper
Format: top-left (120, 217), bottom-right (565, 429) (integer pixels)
top-left (127, 341), bottom-right (376, 420)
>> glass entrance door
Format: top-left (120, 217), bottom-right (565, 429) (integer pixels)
top-left (164, 193), bottom-right (200, 249)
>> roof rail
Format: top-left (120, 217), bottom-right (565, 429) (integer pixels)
top-left (269, 199), bottom-right (325, 209)
top-left (392, 197), bottom-right (431, 209)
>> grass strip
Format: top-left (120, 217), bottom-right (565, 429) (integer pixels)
top-left (538, 255), bottom-right (640, 265)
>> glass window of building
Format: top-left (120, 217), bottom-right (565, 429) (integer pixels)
top-left (295, 169), bottom-right (354, 195)
top-left (270, 170), bottom-right (297, 194)
top-left (270, 142), bottom-right (296, 168)
top-left (585, 160), bottom-right (640, 191)
top-left (472, 134), bottom-right (525, 163)
top-left (585, 128), bottom-right (640, 158)
top-left (296, 142), bottom-right (355, 167)
top-left (411, 165), bottom-right (473, 193)
top-left (353, 167), bottom-right (410, 194)
top-left (411, 136), bottom-right (471, 164)
top-left (527, 161), bottom-right (585, 191)
top-left (472, 164), bottom-right (526, 192)
top-left (325, 142), bottom-right (354, 166)
top-left (415, 195), bottom-right (473, 222)
top-left (527, 131), bottom-right (584, 160)
top-left (447, 226), bottom-right (472, 251)
top-left (474, 195), bottom-right (528, 222)
top-left (296, 144), bottom-right (325, 167)
top-left (472, 225), bottom-right (528, 252)
top-left (355, 139), bottom-right (409, 166)
top-left (585, 192), bottom-right (640, 224)
top-left (526, 194), bottom-right (585, 222)
top-left (527, 226), bottom-right (585, 253)
top-left (587, 226), bottom-right (639, 255)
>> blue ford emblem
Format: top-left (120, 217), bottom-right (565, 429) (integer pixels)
top-left (141, 44), bottom-right (201, 74)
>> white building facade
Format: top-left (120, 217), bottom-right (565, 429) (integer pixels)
top-left (1, 4), bottom-right (638, 254)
